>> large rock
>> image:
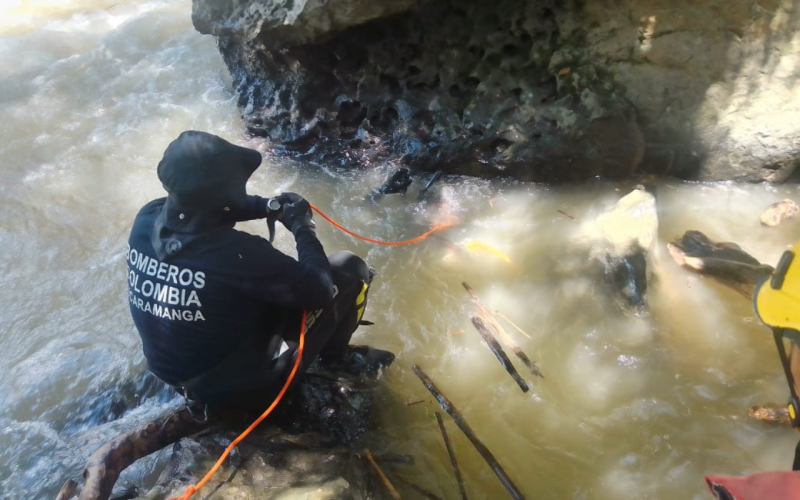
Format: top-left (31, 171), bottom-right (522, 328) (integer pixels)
top-left (192, 0), bottom-right (800, 183)
top-left (192, 0), bottom-right (426, 49)
top-left (132, 359), bottom-right (398, 500)
top-left (560, 0), bottom-right (800, 182)
top-left (62, 350), bottom-right (397, 500)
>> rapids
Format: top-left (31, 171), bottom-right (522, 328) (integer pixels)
top-left (2, 1), bottom-right (800, 499)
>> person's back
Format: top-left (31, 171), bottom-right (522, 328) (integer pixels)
top-left (127, 130), bottom-right (391, 409)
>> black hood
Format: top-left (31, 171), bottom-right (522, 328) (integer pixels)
top-left (157, 130), bottom-right (262, 215)
top-left (151, 131), bottom-right (262, 259)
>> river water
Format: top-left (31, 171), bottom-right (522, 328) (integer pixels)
top-left (3, 1), bottom-right (800, 499)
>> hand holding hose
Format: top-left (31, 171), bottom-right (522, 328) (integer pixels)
top-left (277, 192), bottom-right (315, 233)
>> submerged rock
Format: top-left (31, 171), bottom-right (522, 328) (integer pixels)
top-left (760, 199), bottom-right (799, 227)
top-left (140, 429), bottom-right (389, 500)
top-left (192, 0), bottom-right (800, 182)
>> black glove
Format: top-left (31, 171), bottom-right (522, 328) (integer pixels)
top-left (277, 192), bottom-right (315, 233)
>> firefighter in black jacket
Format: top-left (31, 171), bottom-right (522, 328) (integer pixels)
top-left (126, 130), bottom-right (391, 408)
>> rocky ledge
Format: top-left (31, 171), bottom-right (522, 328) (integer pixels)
top-left (130, 363), bottom-right (400, 500)
top-left (63, 350), bottom-right (400, 500)
top-left (192, 0), bottom-right (800, 183)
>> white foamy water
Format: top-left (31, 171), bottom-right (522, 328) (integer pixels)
top-left (2, 2), bottom-right (800, 499)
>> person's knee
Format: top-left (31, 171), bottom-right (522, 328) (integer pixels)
top-left (329, 251), bottom-right (370, 282)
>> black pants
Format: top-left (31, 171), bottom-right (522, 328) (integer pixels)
top-left (179, 251), bottom-right (371, 408)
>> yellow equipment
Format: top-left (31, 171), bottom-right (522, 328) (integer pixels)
top-left (753, 242), bottom-right (800, 433)
top-left (462, 240), bottom-right (512, 264)
top-left (754, 242), bottom-right (800, 331)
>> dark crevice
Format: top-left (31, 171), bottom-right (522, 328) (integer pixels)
top-left (464, 76), bottom-right (481, 89)
top-left (489, 138), bottom-right (513, 152)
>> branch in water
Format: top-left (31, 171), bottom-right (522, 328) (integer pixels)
top-left (393, 475), bottom-right (445, 500)
top-left (471, 316), bottom-right (529, 392)
top-left (463, 282), bottom-right (543, 378)
top-left (495, 311), bottom-right (531, 339)
top-left (363, 449), bottom-right (402, 500)
top-left (435, 412), bottom-right (469, 500)
top-left (412, 365), bottom-right (528, 500)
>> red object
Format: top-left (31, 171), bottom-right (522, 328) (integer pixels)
top-left (706, 471), bottom-right (800, 499)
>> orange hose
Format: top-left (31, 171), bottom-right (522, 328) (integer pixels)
top-left (168, 310), bottom-right (307, 500)
top-left (169, 205), bottom-right (451, 500)
top-left (310, 203), bottom-right (453, 245)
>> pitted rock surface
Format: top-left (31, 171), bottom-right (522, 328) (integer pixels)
top-left (125, 354), bottom-right (395, 500)
top-left (193, 0), bottom-right (800, 182)
top-left (192, 0), bottom-right (425, 49)
top-left (193, 0), bottom-right (644, 182)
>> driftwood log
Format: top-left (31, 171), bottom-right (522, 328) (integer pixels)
top-left (76, 404), bottom-right (218, 500)
top-left (666, 230), bottom-right (774, 297)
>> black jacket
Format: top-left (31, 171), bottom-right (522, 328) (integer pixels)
top-left (126, 195), bottom-right (333, 385)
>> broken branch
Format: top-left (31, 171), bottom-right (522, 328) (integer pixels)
top-left (463, 282), bottom-right (543, 378)
top-left (436, 412), bottom-right (469, 500)
top-left (393, 476), bottom-right (445, 500)
top-left (495, 311), bottom-right (531, 339)
top-left (471, 317), bottom-right (529, 392)
top-left (364, 449), bottom-right (402, 500)
top-left (412, 365), bottom-right (528, 500)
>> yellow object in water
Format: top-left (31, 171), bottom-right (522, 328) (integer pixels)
top-left (462, 240), bottom-right (512, 264)
top-left (754, 241), bottom-right (800, 331)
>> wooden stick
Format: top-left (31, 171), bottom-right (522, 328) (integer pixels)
top-left (376, 454), bottom-right (416, 466)
top-left (495, 311), bottom-right (531, 339)
top-left (556, 209), bottom-right (575, 220)
top-left (393, 475), bottom-right (445, 500)
top-left (471, 316), bottom-right (529, 392)
top-left (463, 282), bottom-right (543, 378)
top-left (55, 479), bottom-right (77, 500)
top-left (436, 412), bottom-right (469, 500)
top-left (78, 404), bottom-right (217, 500)
top-left (412, 365), bottom-right (527, 500)
top-left (364, 449), bottom-right (402, 500)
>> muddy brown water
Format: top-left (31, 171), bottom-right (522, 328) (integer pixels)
top-left (2, 2), bottom-right (800, 499)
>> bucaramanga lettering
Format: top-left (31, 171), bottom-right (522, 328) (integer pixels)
top-left (126, 244), bottom-right (206, 321)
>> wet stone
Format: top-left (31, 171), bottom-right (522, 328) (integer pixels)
top-left (130, 352), bottom-right (395, 500)
top-left (760, 199), bottom-right (799, 227)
